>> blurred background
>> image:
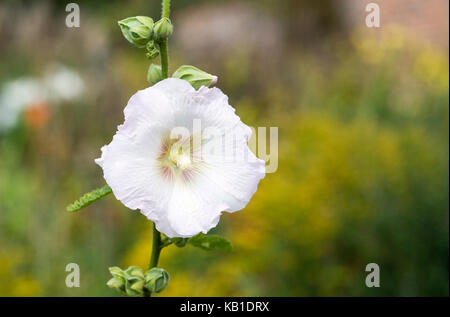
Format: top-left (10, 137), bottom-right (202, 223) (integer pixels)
top-left (0, 0), bottom-right (448, 296)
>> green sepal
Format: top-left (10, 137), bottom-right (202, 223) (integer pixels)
top-left (125, 266), bottom-right (145, 279)
top-left (172, 65), bottom-right (218, 90)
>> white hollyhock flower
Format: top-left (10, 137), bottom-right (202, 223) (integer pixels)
top-left (96, 78), bottom-right (265, 237)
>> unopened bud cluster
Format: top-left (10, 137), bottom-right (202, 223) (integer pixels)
top-left (118, 15), bottom-right (218, 91)
top-left (107, 266), bottom-right (169, 297)
top-left (118, 15), bottom-right (173, 60)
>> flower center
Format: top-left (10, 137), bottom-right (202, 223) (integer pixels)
top-left (157, 133), bottom-right (201, 182)
top-left (168, 143), bottom-right (191, 170)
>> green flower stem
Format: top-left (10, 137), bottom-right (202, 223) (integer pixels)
top-left (159, 39), bottom-right (169, 79)
top-left (162, 0), bottom-right (171, 19)
top-left (146, 0), bottom-right (171, 298)
top-left (159, 0), bottom-right (170, 79)
top-left (147, 222), bottom-right (162, 297)
top-left (149, 222), bottom-right (162, 270)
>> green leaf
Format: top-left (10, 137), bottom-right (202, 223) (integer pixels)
top-left (188, 233), bottom-right (233, 253)
top-left (66, 185), bottom-right (112, 212)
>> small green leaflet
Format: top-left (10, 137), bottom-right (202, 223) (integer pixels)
top-left (188, 233), bottom-right (233, 253)
top-left (66, 185), bottom-right (112, 212)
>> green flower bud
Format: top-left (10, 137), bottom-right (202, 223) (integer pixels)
top-left (145, 40), bottom-right (160, 60)
top-left (144, 268), bottom-right (169, 293)
top-left (109, 266), bottom-right (126, 278)
top-left (108, 266), bottom-right (147, 296)
top-left (153, 17), bottom-right (173, 41)
top-left (118, 16), bottom-right (154, 48)
top-left (171, 237), bottom-right (189, 247)
top-left (172, 65), bottom-right (218, 90)
top-left (147, 64), bottom-right (163, 84)
top-left (125, 279), bottom-right (143, 297)
top-left (106, 276), bottom-right (125, 289)
top-left (146, 40), bottom-right (157, 51)
top-left (146, 49), bottom-right (160, 60)
top-left (129, 279), bottom-right (145, 294)
top-left (124, 271), bottom-right (146, 297)
top-left (125, 266), bottom-right (145, 279)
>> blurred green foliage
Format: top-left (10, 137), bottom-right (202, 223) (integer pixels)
top-left (0, 1), bottom-right (448, 296)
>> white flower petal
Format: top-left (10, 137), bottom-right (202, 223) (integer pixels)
top-left (166, 180), bottom-right (221, 238)
top-left (96, 129), bottom-right (171, 211)
top-left (200, 149), bottom-right (265, 212)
